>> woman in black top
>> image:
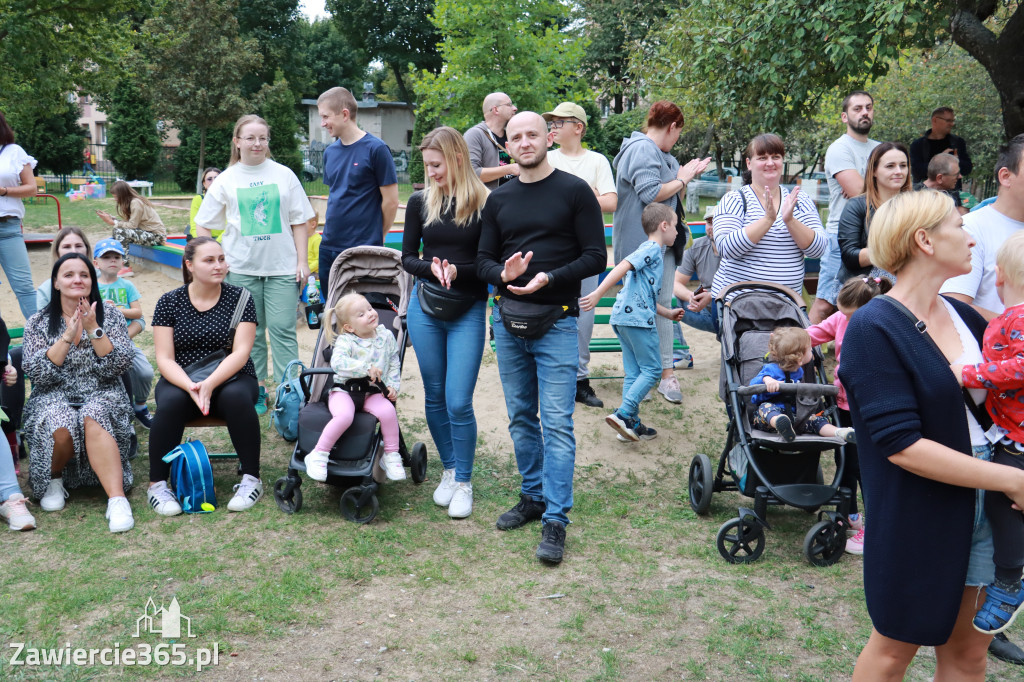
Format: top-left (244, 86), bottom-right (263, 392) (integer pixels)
top-left (147, 237), bottom-right (263, 516)
top-left (402, 126), bottom-right (489, 519)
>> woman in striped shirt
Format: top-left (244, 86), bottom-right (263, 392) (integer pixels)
top-left (711, 134), bottom-right (826, 298)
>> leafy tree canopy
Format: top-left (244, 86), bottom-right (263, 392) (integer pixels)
top-left (17, 103), bottom-right (86, 176)
top-left (102, 80), bottom-right (163, 181)
top-left (291, 19), bottom-right (368, 98)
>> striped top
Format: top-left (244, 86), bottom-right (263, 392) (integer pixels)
top-left (711, 185), bottom-right (826, 298)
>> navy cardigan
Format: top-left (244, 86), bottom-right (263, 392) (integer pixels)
top-left (839, 295), bottom-right (987, 646)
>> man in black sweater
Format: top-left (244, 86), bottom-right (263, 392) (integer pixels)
top-left (477, 111), bottom-right (606, 564)
top-left (909, 107), bottom-right (972, 189)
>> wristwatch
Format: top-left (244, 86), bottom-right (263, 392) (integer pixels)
top-left (89, 327), bottom-right (105, 340)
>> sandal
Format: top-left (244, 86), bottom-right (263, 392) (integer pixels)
top-left (973, 581), bottom-right (1024, 634)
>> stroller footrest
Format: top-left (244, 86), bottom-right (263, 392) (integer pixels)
top-left (771, 484), bottom-right (834, 509)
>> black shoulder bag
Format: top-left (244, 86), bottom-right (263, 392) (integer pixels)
top-left (182, 288), bottom-right (251, 384)
top-left (880, 295), bottom-right (994, 430)
top-left (417, 279), bottom-right (477, 321)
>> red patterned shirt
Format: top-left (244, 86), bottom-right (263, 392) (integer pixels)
top-left (961, 303), bottom-right (1024, 441)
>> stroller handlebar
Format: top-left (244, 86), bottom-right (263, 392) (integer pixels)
top-left (736, 383), bottom-right (838, 398)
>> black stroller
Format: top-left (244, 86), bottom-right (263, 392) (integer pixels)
top-left (272, 246), bottom-right (428, 523)
top-left (687, 282), bottom-right (853, 565)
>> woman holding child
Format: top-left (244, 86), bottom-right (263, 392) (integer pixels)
top-left (840, 190), bottom-right (1024, 679)
top-left (401, 126), bottom-right (490, 518)
top-left (711, 133), bottom-right (826, 299)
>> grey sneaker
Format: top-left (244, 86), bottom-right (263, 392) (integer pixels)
top-left (657, 376), bottom-right (683, 404)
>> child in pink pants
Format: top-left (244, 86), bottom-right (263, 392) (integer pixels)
top-left (304, 293), bottom-right (405, 482)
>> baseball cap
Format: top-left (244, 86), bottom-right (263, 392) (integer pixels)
top-left (703, 205), bottom-right (718, 221)
top-left (542, 102), bottom-right (588, 125)
top-left (94, 238), bottom-right (126, 258)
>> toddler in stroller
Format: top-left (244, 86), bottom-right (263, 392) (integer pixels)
top-left (304, 293), bottom-right (405, 482)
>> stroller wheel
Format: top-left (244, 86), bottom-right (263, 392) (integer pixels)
top-left (340, 487), bottom-right (379, 524)
top-left (273, 477), bottom-right (303, 514)
top-left (688, 453), bottom-right (714, 515)
top-left (410, 442), bottom-right (427, 484)
top-left (716, 516), bottom-right (766, 564)
top-left (803, 520), bottom-right (847, 567)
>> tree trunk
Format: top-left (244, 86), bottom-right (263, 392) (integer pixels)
top-left (699, 122), bottom-right (715, 158)
top-left (390, 62), bottom-right (411, 104)
top-left (614, 93), bottom-right (623, 115)
top-left (196, 126), bottom-right (207, 195)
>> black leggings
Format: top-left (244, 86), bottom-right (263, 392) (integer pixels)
top-left (148, 375), bottom-right (260, 481)
top-left (988, 443), bottom-right (1024, 582)
top-left (836, 408), bottom-right (861, 514)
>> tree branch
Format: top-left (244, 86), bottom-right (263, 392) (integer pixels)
top-left (950, 6), bottom-right (998, 68)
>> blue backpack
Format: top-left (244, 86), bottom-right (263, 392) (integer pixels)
top-left (163, 441), bottom-right (216, 513)
top-left (273, 359), bottom-right (307, 442)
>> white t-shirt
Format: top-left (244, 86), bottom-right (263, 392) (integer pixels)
top-left (547, 149), bottom-right (616, 196)
top-left (0, 144), bottom-right (37, 220)
top-left (823, 134), bottom-right (879, 234)
top-left (194, 160), bottom-right (314, 276)
top-left (940, 204), bottom-right (1024, 314)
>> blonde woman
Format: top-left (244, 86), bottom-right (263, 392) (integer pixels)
top-left (401, 126), bottom-right (489, 518)
top-left (193, 114), bottom-right (314, 414)
top-left (97, 181), bottom-right (166, 265)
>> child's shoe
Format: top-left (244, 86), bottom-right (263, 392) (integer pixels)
top-left (0, 494), bottom-right (36, 531)
top-left (433, 468), bottom-right (457, 506)
top-left (448, 482), bottom-right (473, 519)
top-left (133, 405), bottom-right (153, 430)
top-left (606, 412), bottom-right (638, 442)
top-left (774, 415), bottom-right (797, 442)
top-left (633, 422), bottom-right (658, 440)
top-left (846, 528), bottom-right (865, 555)
top-left (304, 450), bottom-right (330, 482)
top-left (973, 580), bottom-right (1024, 634)
top-left (227, 475), bottom-right (263, 511)
top-left (379, 452), bottom-right (406, 481)
top-left (847, 513), bottom-right (865, 533)
top-left (835, 427), bottom-right (856, 444)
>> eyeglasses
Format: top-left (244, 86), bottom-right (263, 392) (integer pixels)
top-left (240, 136), bottom-right (270, 145)
top-left (936, 117), bottom-right (956, 125)
top-left (496, 101), bottom-right (514, 110)
top-left (547, 119), bottom-right (579, 130)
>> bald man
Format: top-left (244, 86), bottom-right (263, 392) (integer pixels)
top-left (463, 92), bottom-right (520, 190)
top-left (477, 112), bottom-right (606, 564)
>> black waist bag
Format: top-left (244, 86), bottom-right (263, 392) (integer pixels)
top-left (495, 296), bottom-right (569, 339)
top-left (417, 279), bottom-right (477, 321)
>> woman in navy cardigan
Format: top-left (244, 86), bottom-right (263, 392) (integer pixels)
top-left (840, 190), bottom-right (1024, 680)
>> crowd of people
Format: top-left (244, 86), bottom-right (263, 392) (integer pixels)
top-left (2, 87), bottom-right (1024, 677)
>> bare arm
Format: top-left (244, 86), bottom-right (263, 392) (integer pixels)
top-left (291, 221), bottom-right (310, 283)
top-left (580, 260), bottom-right (634, 311)
top-left (891, 438), bottom-right (1024, 509)
top-left (833, 169), bottom-right (864, 198)
top-left (478, 164), bottom-right (520, 184)
top-left (380, 184), bottom-right (399, 243)
top-left (597, 191), bottom-right (617, 213)
top-left (942, 292), bottom-right (999, 321)
top-left (153, 326), bottom-right (193, 391)
top-left (0, 164), bottom-right (37, 199)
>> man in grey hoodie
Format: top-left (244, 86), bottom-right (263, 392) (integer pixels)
top-left (464, 92), bottom-right (520, 190)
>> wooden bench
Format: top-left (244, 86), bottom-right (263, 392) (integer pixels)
top-left (184, 417), bottom-right (239, 462)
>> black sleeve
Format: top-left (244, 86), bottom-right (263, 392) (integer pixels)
top-left (0, 315), bottom-right (9, 369)
top-left (838, 197), bottom-right (868, 271)
top-left (909, 138), bottom-right (929, 185)
top-left (548, 183), bottom-right (606, 285)
top-left (476, 197), bottom-right (506, 287)
top-left (400, 192), bottom-right (434, 281)
top-left (956, 136), bottom-right (973, 177)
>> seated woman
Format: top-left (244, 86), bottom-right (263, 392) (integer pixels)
top-left (837, 141), bottom-right (911, 283)
top-left (96, 180), bottom-right (166, 268)
top-left (711, 133), bottom-right (826, 299)
top-left (147, 237), bottom-right (262, 516)
top-left (22, 253), bottom-right (136, 533)
top-left (35, 226), bottom-right (91, 310)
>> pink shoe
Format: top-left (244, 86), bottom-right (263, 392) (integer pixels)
top-left (846, 528), bottom-right (865, 555)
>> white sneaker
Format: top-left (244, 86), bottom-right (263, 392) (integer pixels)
top-left (379, 452), bottom-right (406, 481)
top-left (433, 468), bottom-right (457, 506)
top-left (40, 478), bottom-right (68, 511)
top-left (105, 496), bottom-right (134, 533)
top-left (448, 482), bottom-right (473, 519)
top-left (304, 450), bottom-right (330, 482)
top-left (228, 474), bottom-right (263, 511)
top-left (0, 494), bottom-right (36, 531)
top-left (147, 482), bottom-right (183, 517)
top-left (657, 376), bottom-right (683, 404)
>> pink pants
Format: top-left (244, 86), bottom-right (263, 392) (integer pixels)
top-left (314, 390), bottom-right (400, 453)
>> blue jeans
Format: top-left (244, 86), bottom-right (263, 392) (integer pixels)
top-left (816, 232), bottom-right (842, 305)
top-left (0, 216), bottom-right (38, 320)
top-left (0, 426), bottom-right (23, 502)
top-left (615, 325), bottom-right (661, 421)
top-left (680, 305), bottom-right (719, 335)
top-left (406, 283), bottom-right (486, 483)
top-left (966, 443), bottom-right (996, 587)
top-left (492, 306), bottom-right (578, 526)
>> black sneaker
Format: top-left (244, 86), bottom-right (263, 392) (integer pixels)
top-left (134, 406), bottom-right (153, 430)
top-left (536, 521), bottom-right (566, 564)
top-left (575, 379), bottom-right (604, 408)
top-left (990, 632), bottom-right (1024, 665)
top-left (633, 422), bottom-right (658, 440)
top-left (496, 494), bottom-right (545, 531)
top-left (775, 415), bottom-right (797, 442)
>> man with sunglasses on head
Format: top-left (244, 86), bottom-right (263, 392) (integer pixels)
top-left (910, 107), bottom-right (973, 189)
top-left (542, 102), bottom-right (617, 409)
top-left (464, 93), bottom-right (520, 190)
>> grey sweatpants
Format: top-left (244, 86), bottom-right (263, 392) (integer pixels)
top-left (577, 274), bottom-right (599, 379)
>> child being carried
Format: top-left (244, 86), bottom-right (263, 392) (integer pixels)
top-left (304, 293), bottom-right (405, 482)
top-left (749, 326), bottom-right (856, 444)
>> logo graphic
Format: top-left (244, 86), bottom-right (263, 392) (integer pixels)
top-left (134, 598), bottom-right (195, 639)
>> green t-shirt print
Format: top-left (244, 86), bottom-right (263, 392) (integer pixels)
top-left (236, 184), bottom-right (283, 236)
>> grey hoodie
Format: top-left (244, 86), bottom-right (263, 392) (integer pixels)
top-left (611, 132), bottom-right (680, 262)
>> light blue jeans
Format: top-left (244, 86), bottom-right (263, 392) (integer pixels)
top-left (492, 306), bottom-right (578, 526)
top-left (966, 443), bottom-right (996, 587)
top-left (406, 284), bottom-right (486, 483)
top-left (615, 324), bottom-right (661, 421)
top-left (0, 427), bottom-right (23, 503)
top-left (0, 216), bottom-right (38, 320)
top-left (226, 272), bottom-right (300, 383)
top-left (816, 232), bottom-right (842, 305)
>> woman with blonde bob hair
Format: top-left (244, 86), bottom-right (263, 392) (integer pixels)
top-left (839, 189), bottom-right (1024, 680)
top-left (401, 126), bottom-right (489, 518)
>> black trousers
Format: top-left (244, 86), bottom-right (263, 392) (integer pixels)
top-left (836, 408), bottom-right (861, 514)
top-left (149, 375), bottom-right (260, 481)
top-left (988, 442), bottom-right (1024, 580)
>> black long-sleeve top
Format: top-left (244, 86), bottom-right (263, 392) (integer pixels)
top-left (476, 169), bottom-right (607, 309)
top-left (909, 131), bottom-right (972, 185)
top-left (837, 195), bottom-right (873, 281)
top-left (401, 191), bottom-right (489, 300)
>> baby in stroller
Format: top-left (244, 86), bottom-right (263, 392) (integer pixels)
top-left (303, 293), bottom-right (405, 482)
top-left (749, 326), bottom-right (857, 444)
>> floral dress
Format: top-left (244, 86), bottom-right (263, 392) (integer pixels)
top-left (22, 302), bottom-right (134, 499)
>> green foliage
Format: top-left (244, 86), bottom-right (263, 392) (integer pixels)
top-left (0, 0), bottom-right (134, 124)
top-left (173, 125), bottom-right (234, 192)
top-left (591, 108), bottom-right (646, 161)
top-left (414, 0), bottom-right (587, 132)
top-left (102, 80), bottom-right (163, 180)
top-left (408, 108), bottom-right (441, 184)
top-left (291, 19), bottom-right (368, 98)
top-left (257, 75), bottom-right (304, 177)
top-left (17, 103), bottom-right (86, 176)
top-left (235, 0), bottom-right (301, 97)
